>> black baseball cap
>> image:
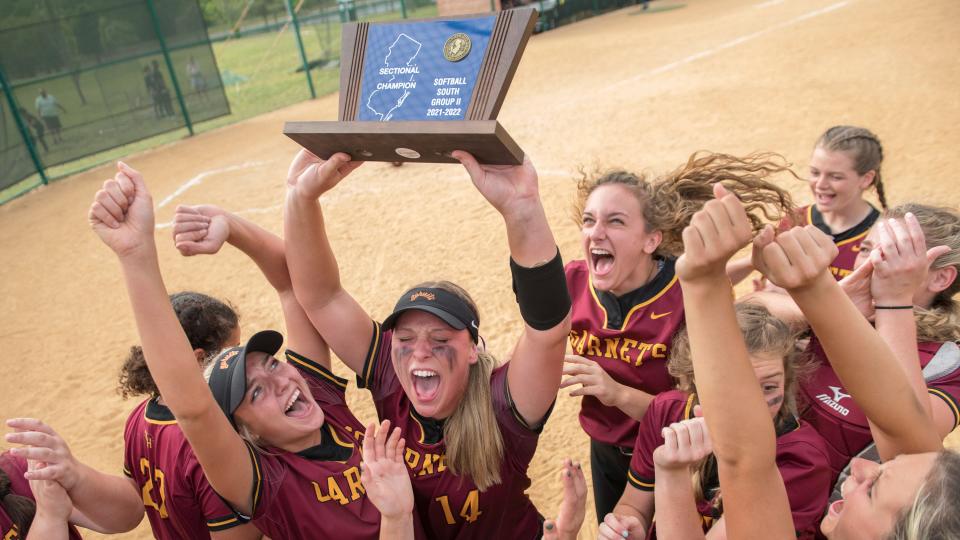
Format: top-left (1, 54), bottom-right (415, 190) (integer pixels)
top-left (208, 330), bottom-right (284, 425)
top-left (382, 287), bottom-right (480, 343)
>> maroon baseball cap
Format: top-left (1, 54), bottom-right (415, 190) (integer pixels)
top-left (208, 330), bottom-right (284, 426)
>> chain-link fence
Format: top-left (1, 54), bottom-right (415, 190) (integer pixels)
top-left (1, 0), bottom-right (644, 203)
top-left (0, 0), bottom-right (229, 200)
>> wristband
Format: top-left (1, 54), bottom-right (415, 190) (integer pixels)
top-left (510, 248), bottom-right (571, 330)
top-left (874, 305), bottom-right (913, 310)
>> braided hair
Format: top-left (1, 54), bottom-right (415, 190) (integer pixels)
top-left (815, 126), bottom-right (887, 210)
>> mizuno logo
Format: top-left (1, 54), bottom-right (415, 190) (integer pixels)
top-left (650, 311), bottom-right (672, 320)
top-left (829, 385), bottom-right (851, 402)
top-left (410, 291), bottom-right (436, 302)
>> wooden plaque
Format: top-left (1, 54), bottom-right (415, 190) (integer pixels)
top-left (283, 8), bottom-right (537, 165)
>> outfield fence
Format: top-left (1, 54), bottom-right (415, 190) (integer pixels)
top-left (0, 0), bottom-right (652, 204)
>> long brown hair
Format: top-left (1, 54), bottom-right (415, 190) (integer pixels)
top-left (815, 125), bottom-right (887, 210)
top-left (0, 467), bottom-right (35, 537)
top-left (668, 303), bottom-right (810, 504)
top-left (574, 152), bottom-right (797, 258)
top-left (414, 281), bottom-right (505, 491)
top-left (884, 204), bottom-right (960, 343)
top-left (118, 291), bottom-right (238, 399)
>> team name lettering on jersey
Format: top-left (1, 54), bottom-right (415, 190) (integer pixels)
top-left (311, 465), bottom-right (365, 505)
top-left (4, 525), bottom-right (19, 540)
top-left (404, 448), bottom-right (447, 477)
top-left (829, 266), bottom-right (852, 279)
top-left (568, 329), bottom-right (667, 366)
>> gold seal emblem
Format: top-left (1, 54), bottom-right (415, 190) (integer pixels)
top-left (444, 33), bottom-right (471, 62)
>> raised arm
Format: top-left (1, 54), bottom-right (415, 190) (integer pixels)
top-left (88, 163), bottom-right (256, 514)
top-left (284, 151), bottom-right (373, 374)
top-left (452, 151), bottom-right (571, 426)
top-left (173, 204), bottom-right (329, 363)
top-left (675, 184), bottom-right (794, 540)
top-left (4, 418), bottom-right (143, 533)
top-left (651, 417), bottom-right (714, 540)
top-left (360, 420), bottom-right (414, 540)
top-left (754, 224), bottom-right (942, 456)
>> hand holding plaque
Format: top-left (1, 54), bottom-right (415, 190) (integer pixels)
top-left (284, 8), bottom-right (537, 165)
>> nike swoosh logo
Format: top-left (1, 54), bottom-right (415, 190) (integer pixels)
top-left (650, 311), bottom-right (672, 320)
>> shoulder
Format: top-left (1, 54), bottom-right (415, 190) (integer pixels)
top-left (776, 421), bottom-right (831, 466)
top-left (565, 259), bottom-right (588, 281)
top-left (645, 390), bottom-right (694, 424)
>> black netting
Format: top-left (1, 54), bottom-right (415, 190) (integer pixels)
top-left (0, 84), bottom-right (39, 192)
top-left (0, 0), bottom-right (229, 192)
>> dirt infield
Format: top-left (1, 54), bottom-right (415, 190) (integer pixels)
top-left (2, 0), bottom-right (958, 538)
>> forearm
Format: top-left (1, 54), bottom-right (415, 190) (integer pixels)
top-left (725, 257), bottom-right (754, 286)
top-left (224, 213), bottom-right (291, 294)
top-left (614, 385), bottom-right (655, 422)
top-left (681, 278), bottom-right (777, 465)
top-left (737, 291), bottom-right (805, 328)
top-left (67, 467), bottom-right (143, 532)
top-left (26, 511), bottom-right (70, 540)
top-left (789, 274), bottom-right (940, 452)
top-left (611, 501), bottom-right (650, 534)
top-left (378, 514), bottom-right (414, 540)
top-left (502, 202), bottom-right (558, 268)
top-left (284, 190), bottom-right (343, 307)
top-left (874, 309), bottom-right (929, 415)
top-left (119, 244), bottom-right (212, 418)
top-left (653, 467), bottom-right (706, 540)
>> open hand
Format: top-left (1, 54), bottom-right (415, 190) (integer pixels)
top-left (88, 161), bottom-right (155, 257)
top-left (869, 213), bottom-right (951, 305)
top-left (173, 205), bottom-right (230, 256)
top-left (676, 184), bottom-right (754, 283)
top-left (560, 355), bottom-right (625, 408)
top-left (543, 459), bottom-right (587, 540)
top-left (286, 149), bottom-right (362, 200)
top-left (360, 420), bottom-right (412, 520)
top-left (5, 418), bottom-right (80, 491)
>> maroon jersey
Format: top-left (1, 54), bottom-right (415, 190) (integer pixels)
top-left (239, 349), bottom-right (393, 540)
top-left (628, 390), bottom-right (832, 540)
top-left (800, 339), bottom-right (960, 478)
top-left (781, 205), bottom-right (879, 280)
top-left (359, 322), bottom-right (544, 540)
top-left (123, 399), bottom-right (248, 538)
top-left (0, 452), bottom-right (83, 540)
top-left (566, 258), bottom-right (685, 447)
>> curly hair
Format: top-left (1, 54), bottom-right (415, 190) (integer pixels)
top-left (118, 291), bottom-right (239, 399)
top-left (574, 152), bottom-right (797, 258)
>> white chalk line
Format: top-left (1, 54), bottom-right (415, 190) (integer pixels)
top-left (157, 161), bottom-right (271, 208)
top-left (600, 1), bottom-right (850, 93)
top-left (156, 203), bottom-right (283, 230)
top-left (754, 0), bottom-right (787, 8)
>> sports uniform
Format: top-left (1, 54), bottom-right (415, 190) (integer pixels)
top-left (800, 338), bottom-right (960, 479)
top-left (239, 349), bottom-right (403, 540)
top-left (0, 452), bottom-right (83, 540)
top-left (781, 205), bottom-right (879, 280)
top-left (358, 322), bottom-right (545, 540)
top-left (565, 257), bottom-right (685, 518)
top-left (122, 399), bottom-right (249, 538)
top-left (628, 390), bottom-right (832, 540)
